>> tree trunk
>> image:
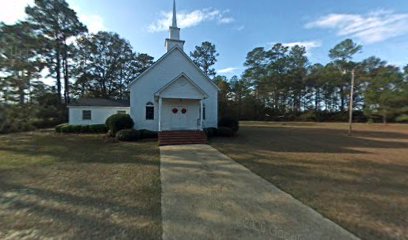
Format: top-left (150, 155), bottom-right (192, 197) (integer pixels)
top-left (237, 94), bottom-right (242, 120)
top-left (339, 86), bottom-right (345, 111)
top-left (294, 90), bottom-right (301, 112)
top-left (383, 112), bottom-right (387, 124)
top-left (62, 39), bottom-right (70, 105)
top-left (56, 42), bottom-right (62, 104)
top-left (315, 88), bottom-right (320, 111)
top-left (17, 71), bottom-right (25, 105)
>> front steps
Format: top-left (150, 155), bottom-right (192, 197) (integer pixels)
top-left (159, 131), bottom-right (208, 146)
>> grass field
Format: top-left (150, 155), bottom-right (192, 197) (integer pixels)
top-left (210, 122), bottom-right (408, 240)
top-left (0, 131), bottom-right (161, 240)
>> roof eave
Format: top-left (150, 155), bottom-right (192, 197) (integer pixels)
top-left (129, 46), bottom-right (220, 91)
top-left (154, 72), bottom-right (209, 99)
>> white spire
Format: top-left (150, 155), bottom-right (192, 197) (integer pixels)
top-left (172, 0), bottom-right (177, 27)
top-left (165, 0), bottom-right (185, 52)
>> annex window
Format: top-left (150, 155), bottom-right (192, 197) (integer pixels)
top-left (117, 110), bottom-right (126, 114)
top-left (145, 102), bottom-right (154, 120)
top-left (82, 110), bottom-right (91, 120)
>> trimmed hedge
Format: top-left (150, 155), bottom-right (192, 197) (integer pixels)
top-left (56, 124), bottom-right (107, 134)
top-left (216, 127), bottom-right (235, 137)
top-left (218, 117), bottom-right (239, 133)
top-left (55, 123), bottom-right (68, 133)
top-left (139, 129), bottom-right (158, 139)
top-left (116, 129), bottom-right (141, 142)
top-left (89, 124), bottom-right (108, 133)
top-left (105, 114), bottom-right (134, 136)
top-left (204, 127), bottom-right (217, 138)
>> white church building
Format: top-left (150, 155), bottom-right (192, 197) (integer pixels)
top-left (68, 0), bottom-right (219, 132)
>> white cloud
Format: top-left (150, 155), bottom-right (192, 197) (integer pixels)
top-left (79, 14), bottom-right (106, 33)
top-left (306, 10), bottom-right (408, 44)
top-left (235, 25), bottom-right (245, 31)
top-left (0, 0), bottom-right (106, 33)
top-left (0, 0), bottom-right (33, 24)
top-left (68, 2), bottom-right (106, 33)
top-left (148, 8), bottom-right (234, 32)
top-left (282, 41), bottom-right (322, 53)
top-left (267, 41), bottom-right (322, 56)
top-left (219, 17), bottom-right (235, 24)
top-left (217, 67), bottom-right (239, 74)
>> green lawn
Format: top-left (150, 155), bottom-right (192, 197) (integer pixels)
top-left (210, 122), bottom-right (408, 240)
top-left (0, 131), bottom-right (161, 240)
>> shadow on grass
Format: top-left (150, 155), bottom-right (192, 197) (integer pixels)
top-left (0, 180), bottom-right (161, 239)
top-left (0, 133), bottom-right (159, 166)
top-left (210, 125), bottom-right (408, 240)
top-left (232, 153), bottom-right (408, 240)
top-left (211, 126), bottom-right (408, 154)
top-left (0, 140), bottom-right (162, 240)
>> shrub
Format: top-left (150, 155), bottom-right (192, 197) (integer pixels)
top-left (57, 124), bottom-right (108, 134)
top-left (89, 124), bottom-right (108, 133)
top-left (396, 114), bottom-right (408, 123)
top-left (298, 111), bottom-right (317, 122)
top-left (216, 127), bottom-right (235, 137)
top-left (105, 114), bottom-right (134, 136)
top-left (33, 118), bottom-right (64, 129)
top-left (71, 125), bottom-right (82, 133)
top-left (115, 129), bottom-right (141, 142)
top-left (55, 123), bottom-right (68, 133)
top-left (80, 125), bottom-right (90, 133)
top-left (139, 129), bottom-right (158, 139)
top-left (204, 127), bottom-right (217, 138)
top-left (218, 117), bottom-right (239, 133)
top-left (60, 125), bottom-right (73, 133)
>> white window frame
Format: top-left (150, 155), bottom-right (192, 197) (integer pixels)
top-left (145, 102), bottom-right (154, 120)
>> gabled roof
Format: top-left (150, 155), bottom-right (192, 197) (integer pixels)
top-left (154, 72), bottom-right (208, 98)
top-left (68, 98), bottom-right (130, 107)
top-left (129, 46), bottom-right (220, 90)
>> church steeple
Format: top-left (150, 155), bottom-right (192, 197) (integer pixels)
top-left (165, 0), bottom-right (185, 52)
top-left (172, 0), bottom-right (177, 28)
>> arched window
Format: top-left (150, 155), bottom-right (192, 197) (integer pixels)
top-left (145, 102), bottom-right (154, 120)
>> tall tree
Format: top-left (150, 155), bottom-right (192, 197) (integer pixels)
top-left (25, 0), bottom-right (87, 104)
top-left (243, 47), bottom-right (267, 91)
top-left (306, 63), bottom-right (325, 111)
top-left (328, 39), bottom-right (362, 111)
top-left (364, 64), bottom-right (407, 123)
top-left (0, 22), bottom-right (44, 104)
top-left (229, 76), bottom-right (251, 119)
top-left (213, 75), bottom-right (230, 117)
top-left (265, 43), bottom-right (289, 112)
top-left (403, 64), bottom-right (408, 81)
top-left (243, 47), bottom-right (268, 115)
top-left (72, 31), bottom-right (153, 99)
top-left (190, 41), bottom-right (219, 77)
top-left (287, 45), bottom-right (308, 112)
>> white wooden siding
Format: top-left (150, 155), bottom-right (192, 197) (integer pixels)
top-left (68, 106), bottom-right (130, 125)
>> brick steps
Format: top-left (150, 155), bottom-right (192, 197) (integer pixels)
top-left (159, 131), bottom-right (208, 146)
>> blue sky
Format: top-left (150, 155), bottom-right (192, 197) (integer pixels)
top-left (2, 0), bottom-right (408, 79)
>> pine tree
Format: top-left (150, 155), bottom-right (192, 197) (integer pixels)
top-left (190, 41), bottom-right (219, 78)
top-left (25, 0), bottom-right (87, 104)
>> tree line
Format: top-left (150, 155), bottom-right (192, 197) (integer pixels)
top-left (212, 40), bottom-right (408, 123)
top-left (0, 0), bottom-right (154, 132)
top-left (1, 0), bottom-right (407, 133)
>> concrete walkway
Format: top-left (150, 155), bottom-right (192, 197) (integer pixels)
top-left (160, 144), bottom-right (359, 240)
